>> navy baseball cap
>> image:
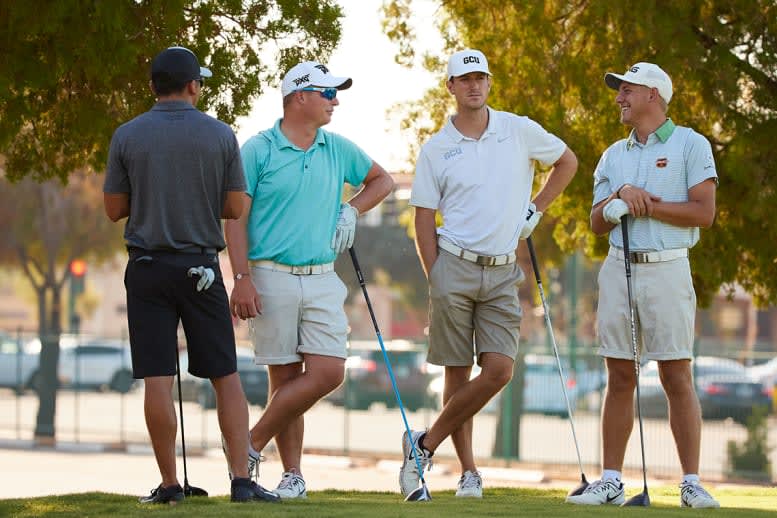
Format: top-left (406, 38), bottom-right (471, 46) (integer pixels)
top-left (151, 46), bottom-right (212, 83)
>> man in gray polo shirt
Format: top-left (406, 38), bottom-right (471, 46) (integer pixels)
top-left (104, 46), bottom-right (278, 505)
top-left (567, 63), bottom-right (718, 508)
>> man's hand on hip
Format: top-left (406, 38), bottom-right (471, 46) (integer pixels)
top-left (230, 276), bottom-right (262, 319)
top-left (519, 202), bottom-right (543, 239)
top-left (331, 202), bottom-right (359, 253)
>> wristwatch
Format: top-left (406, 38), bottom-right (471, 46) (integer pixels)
top-left (234, 273), bottom-right (249, 281)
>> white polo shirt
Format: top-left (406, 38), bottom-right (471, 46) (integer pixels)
top-left (592, 119), bottom-right (718, 251)
top-left (410, 107), bottom-right (567, 256)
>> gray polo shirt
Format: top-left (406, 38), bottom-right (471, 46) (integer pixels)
top-left (104, 100), bottom-right (245, 251)
top-left (592, 119), bottom-right (718, 251)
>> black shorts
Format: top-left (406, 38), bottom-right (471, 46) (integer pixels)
top-left (124, 249), bottom-right (236, 379)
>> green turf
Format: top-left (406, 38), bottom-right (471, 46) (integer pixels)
top-left (1, 487), bottom-right (775, 517)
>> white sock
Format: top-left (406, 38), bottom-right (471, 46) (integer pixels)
top-left (248, 433), bottom-right (260, 457)
top-left (602, 469), bottom-right (622, 481)
top-left (682, 473), bottom-right (700, 485)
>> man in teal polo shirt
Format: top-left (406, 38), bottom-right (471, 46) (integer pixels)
top-left (568, 63), bottom-right (719, 508)
top-left (225, 61), bottom-right (393, 498)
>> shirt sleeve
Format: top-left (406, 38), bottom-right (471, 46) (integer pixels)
top-left (224, 130), bottom-right (247, 192)
top-left (330, 134), bottom-right (372, 186)
top-left (592, 147), bottom-right (614, 206)
top-left (409, 148), bottom-right (440, 209)
top-left (103, 128), bottom-right (131, 194)
top-left (520, 117), bottom-right (567, 166)
top-left (685, 131), bottom-right (718, 189)
top-left (240, 135), bottom-right (268, 199)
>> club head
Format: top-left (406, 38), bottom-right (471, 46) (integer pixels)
top-left (566, 474), bottom-right (589, 497)
top-left (184, 484), bottom-right (208, 497)
top-left (404, 483), bottom-right (432, 502)
top-left (621, 491), bottom-right (650, 507)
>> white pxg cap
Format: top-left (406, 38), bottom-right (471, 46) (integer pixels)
top-left (604, 62), bottom-right (673, 103)
top-left (281, 61), bottom-right (352, 97)
top-left (447, 49), bottom-right (491, 80)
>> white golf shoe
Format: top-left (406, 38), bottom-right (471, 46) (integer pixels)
top-left (399, 430), bottom-right (433, 496)
top-left (680, 482), bottom-right (719, 508)
top-left (566, 478), bottom-right (625, 505)
top-left (455, 470), bottom-right (483, 498)
top-left (275, 470), bottom-right (307, 499)
top-left (221, 433), bottom-right (262, 481)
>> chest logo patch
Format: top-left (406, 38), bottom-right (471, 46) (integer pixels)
top-left (443, 147), bottom-right (463, 160)
top-left (655, 157), bottom-right (668, 168)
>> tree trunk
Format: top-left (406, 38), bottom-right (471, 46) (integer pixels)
top-left (34, 283), bottom-right (61, 441)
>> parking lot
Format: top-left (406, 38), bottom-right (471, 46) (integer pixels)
top-left (1, 387), bottom-right (775, 482)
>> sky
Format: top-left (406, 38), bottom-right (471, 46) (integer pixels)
top-left (234, 0), bottom-right (442, 173)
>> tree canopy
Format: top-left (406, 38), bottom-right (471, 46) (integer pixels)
top-left (0, 0), bottom-right (343, 183)
top-left (382, 0), bottom-right (777, 306)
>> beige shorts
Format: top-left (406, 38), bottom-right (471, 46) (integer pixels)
top-left (427, 248), bottom-right (524, 366)
top-left (248, 265), bottom-right (348, 365)
top-left (597, 253), bottom-right (696, 361)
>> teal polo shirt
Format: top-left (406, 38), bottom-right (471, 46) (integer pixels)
top-left (592, 119), bottom-right (718, 251)
top-left (241, 119), bottom-right (372, 265)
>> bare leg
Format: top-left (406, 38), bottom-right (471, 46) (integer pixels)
top-left (659, 359), bottom-right (700, 474)
top-left (602, 357), bottom-right (636, 471)
top-left (443, 366), bottom-right (475, 473)
top-left (251, 354), bottom-right (344, 458)
top-left (423, 353), bottom-right (513, 452)
top-left (267, 363), bottom-right (304, 474)
top-left (144, 376), bottom-right (178, 487)
top-left (212, 372), bottom-right (250, 479)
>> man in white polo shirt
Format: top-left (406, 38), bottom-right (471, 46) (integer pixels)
top-left (567, 63), bottom-right (719, 508)
top-left (400, 49), bottom-right (578, 498)
top-left (225, 61), bottom-right (393, 498)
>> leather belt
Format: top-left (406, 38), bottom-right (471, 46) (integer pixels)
top-left (250, 260), bottom-right (334, 275)
top-left (438, 238), bottom-right (516, 267)
top-left (609, 246), bottom-right (688, 264)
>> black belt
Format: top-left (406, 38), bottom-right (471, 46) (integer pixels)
top-left (127, 246), bottom-right (218, 256)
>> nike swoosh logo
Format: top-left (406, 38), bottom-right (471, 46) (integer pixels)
top-left (606, 491), bottom-right (622, 502)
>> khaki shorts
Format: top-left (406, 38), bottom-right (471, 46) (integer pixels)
top-left (248, 265), bottom-right (348, 365)
top-left (597, 254), bottom-right (695, 361)
top-left (427, 249), bottom-right (524, 366)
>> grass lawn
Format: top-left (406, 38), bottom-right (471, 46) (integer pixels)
top-left (1, 486), bottom-right (775, 517)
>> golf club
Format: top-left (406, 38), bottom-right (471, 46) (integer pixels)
top-left (526, 237), bottom-right (589, 497)
top-left (175, 348), bottom-right (208, 497)
top-left (619, 216), bottom-right (650, 507)
top-left (349, 247), bottom-right (431, 502)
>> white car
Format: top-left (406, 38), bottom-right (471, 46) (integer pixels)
top-left (15, 336), bottom-right (136, 393)
top-left (0, 333), bottom-right (39, 393)
top-left (428, 354), bottom-right (581, 416)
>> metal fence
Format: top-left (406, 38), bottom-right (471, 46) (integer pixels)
top-left (1, 329), bottom-right (775, 484)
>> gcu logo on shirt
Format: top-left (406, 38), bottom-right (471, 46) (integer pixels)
top-left (463, 55), bottom-right (480, 64)
top-left (443, 147), bottom-right (463, 160)
top-left (293, 74), bottom-right (310, 86)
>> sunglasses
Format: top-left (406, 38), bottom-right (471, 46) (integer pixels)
top-left (300, 87), bottom-right (338, 100)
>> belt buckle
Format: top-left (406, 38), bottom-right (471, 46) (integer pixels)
top-left (476, 255), bottom-right (496, 266)
top-left (290, 265), bottom-right (310, 275)
top-left (630, 252), bottom-right (649, 263)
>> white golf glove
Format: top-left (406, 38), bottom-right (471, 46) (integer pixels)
top-left (331, 202), bottom-right (359, 253)
top-left (603, 198), bottom-right (630, 224)
top-left (519, 203), bottom-right (542, 239)
top-left (187, 266), bottom-right (215, 292)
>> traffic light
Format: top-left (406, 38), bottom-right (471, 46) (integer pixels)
top-left (69, 259), bottom-right (87, 333)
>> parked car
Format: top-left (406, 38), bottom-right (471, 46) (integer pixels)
top-left (326, 340), bottom-right (433, 411)
top-left (428, 354), bottom-right (584, 417)
top-left (640, 356), bottom-right (772, 423)
top-left (746, 357), bottom-right (777, 412)
top-left (0, 332), bottom-right (39, 394)
top-left (178, 348), bottom-right (269, 409)
top-left (2, 335), bottom-right (135, 393)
